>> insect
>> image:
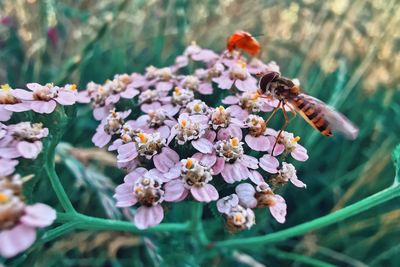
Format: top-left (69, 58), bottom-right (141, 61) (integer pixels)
top-left (256, 71), bottom-right (358, 153)
top-left (227, 31), bottom-right (261, 56)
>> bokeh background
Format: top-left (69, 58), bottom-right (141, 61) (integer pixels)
top-left (1, 0), bottom-right (400, 266)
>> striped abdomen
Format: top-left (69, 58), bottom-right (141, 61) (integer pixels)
top-left (289, 93), bottom-right (333, 137)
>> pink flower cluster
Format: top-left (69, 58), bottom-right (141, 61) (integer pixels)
top-left (0, 174), bottom-right (56, 258)
top-left (0, 82), bottom-right (76, 258)
top-left (80, 42), bottom-right (309, 230)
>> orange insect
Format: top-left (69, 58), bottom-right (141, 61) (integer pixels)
top-left (227, 31), bottom-right (261, 56)
top-left (257, 71), bottom-right (358, 153)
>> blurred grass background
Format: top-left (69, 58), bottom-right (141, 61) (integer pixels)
top-left (1, 0), bottom-right (400, 266)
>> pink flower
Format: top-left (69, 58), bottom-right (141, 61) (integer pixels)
top-left (213, 137), bottom-right (259, 183)
top-left (183, 42), bottom-right (219, 64)
top-left (216, 194), bottom-right (255, 231)
top-left (209, 106), bottom-right (244, 141)
top-left (12, 83), bottom-right (77, 114)
top-left (134, 109), bottom-right (176, 139)
top-left (168, 113), bottom-right (214, 154)
top-left (103, 74), bottom-right (139, 105)
top-left (266, 129), bottom-right (309, 161)
top-left (116, 131), bottom-right (166, 166)
top-left (154, 67), bottom-right (176, 92)
top-left (221, 90), bottom-right (275, 120)
top-left (0, 122), bottom-right (48, 159)
top-left (138, 89), bottom-right (176, 114)
top-left (164, 157), bottom-right (219, 202)
top-left (180, 75), bottom-right (213, 95)
top-left (242, 115), bottom-right (272, 151)
top-left (113, 167), bottom-right (166, 229)
top-left (236, 182), bottom-right (287, 223)
top-left (185, 100), bottom-right (210, 116)
top-left (92, 109), bottom-right (131, 148)
top-left (213, 61), bottom-right (257, 92)
top-left (0, 184), bottom-right (56, 258)
top-left (275, 162), bottom-right (306, 188)
top-left (76, 82), bottom-right (116, 121)
top-left (127, 67), bottom-right (158, 90)
top-left (246, 59), bottom-right (280, 75)
top-left (192, 63), bottom-right (225, 95)
top-left (0, 84), bottom-right (31, 121)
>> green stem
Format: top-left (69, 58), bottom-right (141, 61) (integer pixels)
top-left (191, 202), bottom-right (209, 246)
top-left (74, 213), bottom-right (190, 233)
top-left (41, 222), bottom-right (80, 243)
top-left (45, 144), bottom-right (76, 214)
top-left (55, 212), bottom-right (190, 234)
top-left (214, 184), bottom-right (400, 249)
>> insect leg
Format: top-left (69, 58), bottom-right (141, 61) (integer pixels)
top-left (286, 103), bottom-right (297, 122)
top-left (265, 100), bottom-right (281, 125)
top-left (271, 103), bottom-right (291, 156)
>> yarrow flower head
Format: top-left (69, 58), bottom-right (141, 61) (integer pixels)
top-left (71, 36), bottom-right (311, 230)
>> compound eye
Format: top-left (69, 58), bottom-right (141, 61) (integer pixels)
top-left (259, 71), bottom-right (279, 93)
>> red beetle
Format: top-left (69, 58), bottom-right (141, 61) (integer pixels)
top-left (227, 31), bottom-right (261, 56)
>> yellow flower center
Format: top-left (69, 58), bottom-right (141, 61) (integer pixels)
top-left (230, 137), bottom-right (239, 147)
top-left (138, 132), bottom-right (148, 143)
top-left (193, 103), bottom-right (201, 113)
top-left (0, 192), bottom-right (9, 204)
top-left (292, 136), bottom-right (301, 143)
top-left (218, 106), bottom-right (225, 112)
top-left (70, 84), bottom-right (77, 91)
top-left (174, 87), bottom-right (180, 96)
top-left (134, 187), bottom-right (143, 194)
top-left (181, 119), bottom-right (187, 127)
top-left (237, 60), bottom-right (247, 69)
top-left (234, 213), bottom-right (243, 223)
top-left (1, 84), bottom-right (11, 92)
top-left (186, 159), bottom-right (193, 169)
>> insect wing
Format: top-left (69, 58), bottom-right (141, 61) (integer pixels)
top-left (291, 94), bottom-right (358, 140)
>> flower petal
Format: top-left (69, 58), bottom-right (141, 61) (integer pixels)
top-left (164, 180), bottom-right (186, 202)
top-left (259, 155), bottom-right (279, 174)
top-left (190, 184), bottom-right (219, 202)
top-left (153, 147), bottom-right (180, 173)
top-left (291, 145), bottom-right (309, 161)
top-left (269, 195), bottom-right (287, 223)
top-left (92, 130), bottom-right (111, 148)
top-left (235, 183), bottom-right (257, 208)
top-left (20, 204), bottom-right (56, 228)
top-left (221, 161), bottom-right (250, 183)
top-left (245, 135), bottom-right (270, 151)
top-left (17, 141), bottom-right (42, 159)
top-left (11, 89), bottom-right (34, 100)
top-left (55, 90), bottom-right (76, 105)
top-left (192, 152), bottom-right (217, 168)
top-left (0, 224), bottom-right (36, 258)
top-left (114, 183), bottom-right (138, 207)
top-left (30, 100), bottom-right (57, 114)
top-left (134, 205), bottom-right (164, 229)
top-left (192, 138), bottom-right (214, 153)
top-left (240, 155), bottom-right (259, 169)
